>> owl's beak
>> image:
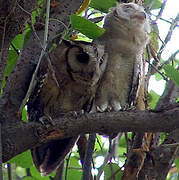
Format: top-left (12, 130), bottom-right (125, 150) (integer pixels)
top-left (132, 12), bottom-right (146, 21)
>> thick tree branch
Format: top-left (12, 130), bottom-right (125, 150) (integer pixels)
top-left (2, 107), bottom-right (179, 162)
top-left (0, 0), bottom-right (38, 87)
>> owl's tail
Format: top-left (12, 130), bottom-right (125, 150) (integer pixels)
top-left (31, 136), bottom-right (79, 176)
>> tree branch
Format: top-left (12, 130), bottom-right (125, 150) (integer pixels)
top-left (2, 106), bottom-right (179, 162)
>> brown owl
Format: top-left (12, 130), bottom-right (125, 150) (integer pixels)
top-left (95, 3), bottom-right (150, 111)
top-left (27, 40), bottom-right (107, 175)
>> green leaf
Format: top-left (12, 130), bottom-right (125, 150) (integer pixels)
top-left (16, 166), bottom-right (26, 177)
top-left (70, 14), bottom-right (105, 39)
top-left (12, 34), bottom-right (24, 50)
top-left (0, 49), bottom-right (19, 93)
top-left (144, 0), bottom-right (162, 9)
top-left (174, 159), bottom-right (179, 172)
top-left (104, 163), bottom-right (123, 180)
top-left (155, 72), bottom-right (164, 81)
top-left (118, 134), bottom-right (126, 148)
top-left (95, 135), bottom-right (103, 152)
top-left (22, 107), bottom-right (28, 122)
top-left (163, 65), bottom-right (179, 86)
top-left (4, 50), bottom-right (19, 76)
top-left (23, 177), bottom-right (36, 180)
top-left (8, 150), bottom-right (33, 168)
top-left (67, 168), bottom-right (82, 180)
top-left (148, 90), bottom-right (160, 109)
top-left (177, 96), bottom-right (179, 102)
top-left (23, 27), bottom-right (32, 46)
top-left (70, 157), bottom-right (81, 168)
top-left (160, 133), bottom-right (166, 143)
top-left (90, 0), bottom-right (117, 13)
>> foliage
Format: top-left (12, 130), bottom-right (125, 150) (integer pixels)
top-left (1, 0), bottom-right (179, 179)
top-left (70, 14), bottom-right (105, 39)
top-left (0, 28), bottom-right (32, 94)
top-left (104, 163), bottom-right (123, 179)
top-left (144, 0), bottom-right (162, 9)
top-left (148, 90), bottom-right (160, 109)
top-left (90, 0), bottom-right (117, 13)
top-left (164, 65), bottom-right (179, 86)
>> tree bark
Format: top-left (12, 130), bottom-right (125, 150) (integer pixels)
top-left (2, 106), bottom-right (179, 162)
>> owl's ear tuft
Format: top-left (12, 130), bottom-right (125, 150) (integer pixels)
top-left (76, 52), bottom-right (89, 64)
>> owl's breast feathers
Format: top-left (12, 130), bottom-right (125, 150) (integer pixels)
top-left (95, 2), bottom-right (150, 111)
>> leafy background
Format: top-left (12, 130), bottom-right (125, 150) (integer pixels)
top-left (2, 0), bottom-right (179, 179)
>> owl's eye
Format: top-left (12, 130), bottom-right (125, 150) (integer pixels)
top-left (123, 5), bottom-right (134, 11)
top-left (76, 52), bottom-right (89, 64)
top-left (125, 5), bottom-right (133, 9)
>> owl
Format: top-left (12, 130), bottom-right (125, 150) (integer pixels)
top-left (95, 3), bottom-right (150, 111)
top-left (27, 40), bottom-right (107, 175)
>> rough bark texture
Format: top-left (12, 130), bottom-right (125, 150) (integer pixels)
top-left (0, 0), bottom-right (37, 87)
top-left (2, 106), bottom-right (179, 162)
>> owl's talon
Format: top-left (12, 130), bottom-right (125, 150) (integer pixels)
top-left (121, 105), bottom-right (136, 111)
top-left (39, 116), bottom-right (54, 127)
top-left (67, 110), bottom-right (85, 118)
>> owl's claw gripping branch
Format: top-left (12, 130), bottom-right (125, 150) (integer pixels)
top-left (39, 116), bottom-right (55, 127)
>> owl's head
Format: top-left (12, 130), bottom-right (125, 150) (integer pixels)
top-left (105, 3), bottom-right (150, 34)
top-left (65, 41), bottom-right (106, 86)
top-left (103, 3), bottom-right (150, 47)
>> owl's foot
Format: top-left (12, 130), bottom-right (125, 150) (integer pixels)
top-left (69, 110), bottom-right (85, 117)
top-left (121, 105), bottom-right (136, 111)
top-left (39, 115), bottom-right (55, 127)
top-left (56, 110), bottom-right (85, 119)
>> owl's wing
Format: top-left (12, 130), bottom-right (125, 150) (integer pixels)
top-left (27, 40), bottom-right (80, 175)
top-left (128, 54), bottom-right (144, 106)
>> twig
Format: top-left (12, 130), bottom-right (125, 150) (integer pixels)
top-left (146, 60), bottom-right (168, 81)
top-left (96, 136), bottom-right (104, 152)
top-left (82, 134), bottom-right (96, 180)
top-left (7, 163), bottom-right (11, 180)
top-left (0, 124), bottom-right (3, 180)
top-left (158, 12), bottom-right (179, 58)
top-left (155, 0), bottom-right (167, 21)
top-left (65, 153), bottom-right (72, 180)
top-left (151, 13), bottom-right (179, 27)
top-left (0, 18), bottom-right (8, 88)
top-left (145, 0), bottom-right (155, 12)
top-left (161, 143), bottom-right (179, 148)
top-left (159, 49), bottom-right (179, 69)
top-left (19, 0), bottom-right (51, 113)
top-left (89, 16), bottom-right (104, 23)
top-left (96, 139), bottom-right (113, 180)
top-left (17, 2), bottom-right (32, 16)
top-left (53, 162), bottom-right (64, 180)
top-left (109, 162), bottom-right (116, 180)
top-left (106, 165), bottom-right (124, 180)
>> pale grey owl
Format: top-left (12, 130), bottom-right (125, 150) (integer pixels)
top-left (95, 3), bottom-right (150, 111)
